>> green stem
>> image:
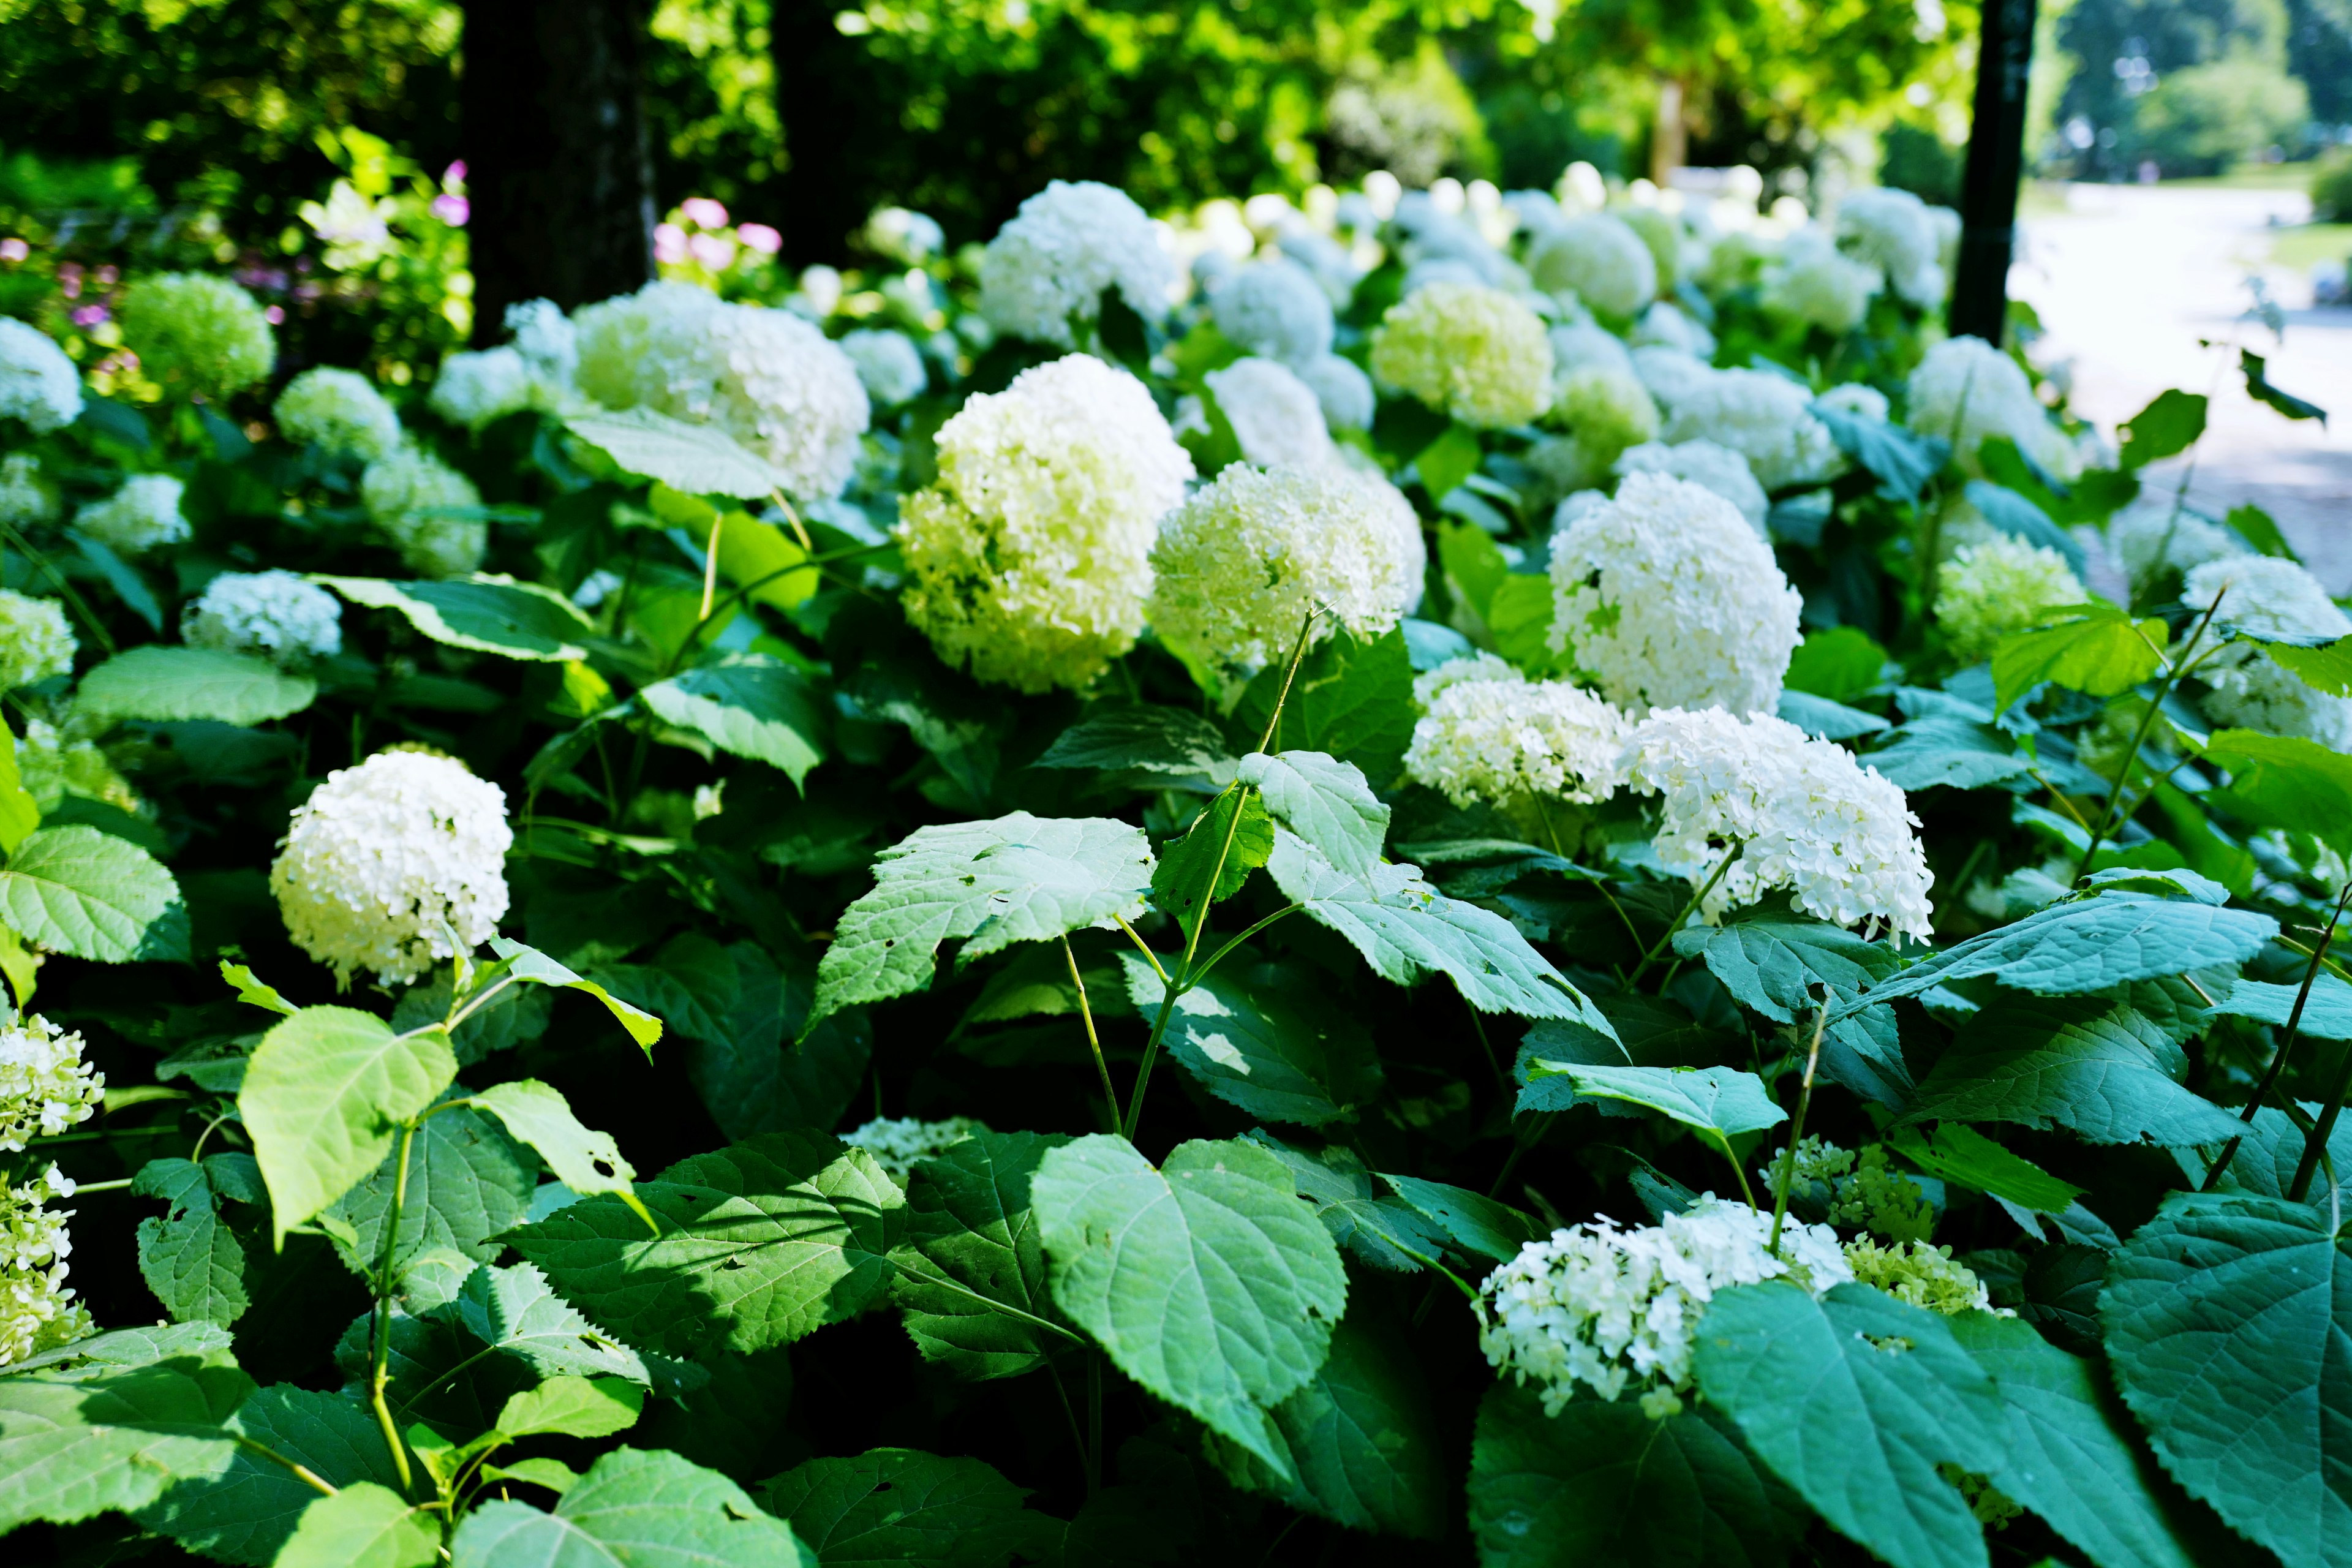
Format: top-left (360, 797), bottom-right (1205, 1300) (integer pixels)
top-left (1627, 854), bottom-right (1740, 987)
top-left (369, 1121), bottom-right (418, 1493)
top-left (1046, 1359), bottom-right (1095, 1498)
top-left (67, 1177), bottom-right (131, 1193)
top-left (1253, 608), bottom-right (1323, 756)
top-left (699, 508), bottom-right (725, 622)
top-left (2206, 879), bottom-right (2352, 1192)
top-left (1716, 1136), bottom-right (1762, 1211)
top-left (237, 1436), bottom-right (338, 1497)
top-left (1063, 936), bottom-right (1119, 1133)
top-left (0, 520), bottom-right (114, 655)
top-left (1769, 1010), bottom-right (1829, 1250)
top-left (2075, 594), bottom-right (2225, 882)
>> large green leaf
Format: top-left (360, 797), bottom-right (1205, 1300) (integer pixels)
top-left (1902, 998), bottom-right (2242, 1146)
top-left (2106, 1191), bottom-right (2352, 1568)
top-left (453, 1446), bottom-right (815, 1567)
top-left (889, 1129), bottom-right (1076, 1382)
top-left (1032, 1134), bottom-right (1348, 1477)
top-left (1245, 1132), bottom-right (1451, 1274)
top-left (1814, 401), bottom-right (1948, 503)
top-left (134, 1158), bottom-right (248, 1325)
top-left (1670, 916), bottom-right (1902, 1024)
top-left (466, 1079), bottom-right (648, 1226)
top-left (1379, 1174), bottom-right (1544, 1266)
top-left (238, 1007), bottom-right (458, 1247)
top-left (1529, 1063), bottom-right (1785, 1161)
top-left (1885, 1125), bottom-right (2086, 1215)
top-left (809, 813), bottom-right (1155, 1032)
top-left (639, 654), bottom-right (827, 787)
top-left (1235, 750), bottom-right (1390, 880)
top-left (316, 573), bottom-right (594, 662)
top-left (1863, 714), bottom-right (2032, 792)
top-left (140, 1384), bottom-right (404, 1565)
top-left (1468, 1381), bottom-right (1796, 1568)
top-left (1231, 625), bottom-right (1416, 783)
top-left (1121, 955), bottom-right (1382, 1126)
top-left (1991, 603), bottom-right (2168, 714)
top-left (1694, 1281), bottom-right (2008, 1568)
top-left (759, 1448), bottom-right (1044, 1567)
top-left (505, 1131), bottom-right (905, 1357)
top-left (1149, 785), bottom-right (1274, 933)
top-left (564, 407), bottom-right (790, 498)
top-left (2202, 729), bottom-right (2352, 854)
top-left (488, 936), bottom-right (664, 1055)
top-left (326, 1096), bottom-right (534, 1283)
top-left (77, 644), bottom-right (316, 725)
top-left (2207, 975), bottom-right (2352, 1041)
top-left (435, 1261), bottom-right (662, 1388)
top-left (1032, 706), bottom-right (1236, 790)
top-left (274, 1484), bottom-right (440, 1568)
top-left (2271, 637), bottom-right (2352, 698)
top-left (2118, 388), bottom-right (2208, 469)
top-left (0, 823), bottom-right (186, 962)
top-left (498, 1376), bottom-right (645, 1441)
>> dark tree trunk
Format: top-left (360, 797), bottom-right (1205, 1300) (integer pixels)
top-left (461, 0), bottom-right (656, 342)
top-left (1950, 0), bottom-right (2038, 343)
top-left (771, 0), bottom-right (881, 266)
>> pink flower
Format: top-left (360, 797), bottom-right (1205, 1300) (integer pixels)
top-left (689, 233), bottom-right (737, 271)
top-left (0, 238), bottom-right (27, 263)
top-left (431, 193), bottom-right (470, 227)
top-left (681, 197), bottom-right (728, 230)
top-left (444, 160), bottom-right (468, 187)
top-left (265, 306), bottom-right (286, 324)
top-left (654, 222), bottom-right (688, 265)
top-left (737, 222), bottom-right (782, 255)
top-left (71, 304), bottom-right (109, 326)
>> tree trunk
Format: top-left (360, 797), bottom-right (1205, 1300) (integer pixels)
top-left (1951, 0), bottom-right (2039, 342)
top-left (1649, 78), bottom-right (1687, 187)
top-left (771, 0), bottom-right (881, 266)
top-left (461, 0), bottom-right (656, 342)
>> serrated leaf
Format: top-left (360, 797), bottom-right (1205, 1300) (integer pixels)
top-left (1379, 1173), bottom-right (1543, 1265)
top-left (219, 959), bottom-right (295, 1016)
top-left (453, 1447), bottom-right (815, 1567)
top-left (1991, 604), bottom-right (2167, 714)
top-left (499, 1375), bottom-right (645, 1440)
top-left (760, 1447), bottom-right (1043, 1567)
top-left (1531, 1063), bottom-right (1787, 1163)
top-left (2202, 728), bottom-right (2352, 854)
top-left (326, 1095), bottom-right (535, 1280)
top-left (564, 407), bottom-right (790, 497)
top-left (1120, 954), bottom-right (1381, 1126)
top-left (77, 645), bottom-right (317, 725)
top-left (2206, 974), bottom-right (2352, 1041)
top-left (139, 1384), bottom-right (404, 1565)
top-left (504, 1132), bottom-right (905, 1357)
top-left (2187, 1103), bottom-right (2352, 1212)
top-left (2106, 1191), bottom-right (2352, 1568)
top-left (315, 574), bottom-right (594, 662)
top-left (1885, 1125), bottom-right (2086, 1215)
top-left (1864, 714), bottom-right (2032, 792)
top-left (2271, 637), bottom-right (2352, 698)
top-left (1901, 997), bottom-right (2243, 1146)
top-left (2118, 388), bottom-right (2208, 469)
top-left (466, 1079), bottom-right (649, 1230)
top-left (0, 823), bottom-right (186, 962)
top-left (1032, 706), bottom-right (1236, 789)
top-left (487, 935), bottom-right (663, 1054)
top-left (1032, 1134), bottom-right (1348, 1479)
top-left (134, 1158), bottom-right (247, 1325)
top-left (239, 1006), bottom-right (458, 1248)
top-left (1150, 784), bottom-right (1274, 937)
top-left (1245, 1131), bottom-right (1451, 1274)
top-left (639, 654), bottom-right (827, 787)
top-left (1236, 750), bottom-right (1389, 880)
top-left (436, 1261), bottom-right (660, 1387)
top-left (274, 1483), bottom-right (440, 1568)
top-left (1672, 917), bottom-right (1902, 1024)
top-left (889, 1129), bottom-right (1076, 1382)
top-left (1231, 625), bottom-right (1416, 783)
top-left (1694, 1281), bottom-right (2007, 1568)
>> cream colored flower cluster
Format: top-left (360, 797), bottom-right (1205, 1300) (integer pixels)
top-left (896, 354), bottom-right (1192, 693)
top-left (1844, 1238), bottom-right (1999, 1316)
top-left (1212, 260), bottom-right (1335, 366)
top-left (2184, 556), bottom-right (2352, 751)
top-left (1763, 229), bottom-right (1882, 335)
top-left (75, 474), bottom-right (190, 556)
top-left (1526, 214), bottom-right (1658, 320)
top-left (0, 1016), bottom-right (103, 1154)
top-left (274, 366), bottom-right (402, 461)
top-left (841, 1116), bottom-right (987, 1182)
top-left (978, 180), bottom-right (1175, 348)
top-left (0, 590), bottom-right (77, 691)
top-left (1613, 439), bottom-right (1768, 534)
top-left (1936, 534), bottom-right (2087, 663)
top-left (0, 1164), bottom-right (90, 1368)
top-left (1906, 336), bottom-right (2077, 480)
top-left (361, 448), bottom-right (486, 578)
top-left (1202, 358), bottom-right (1340, 472)
top-left (838, 329), bottom-right (930, 408)
top-left (1370, 282), bottom-right (1555, 429)
top-left (1835, 187), bottom-right (1955, 311)
top-left (120, 273), bottom-right (276, 397)
top-left (1403, 654), bottom-right (1630, 810)
top-left (0, 319), bottom-right (83, 434)
top-left (183, 570), bottom-right (345, 667)
top-left (0, 455), bottom-right (55, 528)
top-left (1659, 367), bottom-right (1841, 492)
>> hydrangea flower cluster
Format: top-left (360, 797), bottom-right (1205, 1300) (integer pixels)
top-left (1836, 187), bottom-right (1950, 310)
top-left (1476, 1196), bottom-right (1853, 1419)
top-left (1622, 707), bottom-right (1936, 940)
top-left (1526, 214), bottom-right (1658, 320)
top-left (1843, 1239), bottom-right (1998, 1316)
top-left (1202, 358), bottom-right (1338, 473)
top-left (430, 348), bottom-right (535, 429)
top-left (2184, 556), bottom-right (2352, 750)
top-left (1548, 473), bottom-right (1803, 716)
top-left (0, 1016), bottom-right (103, 1155)
top-left (1211, 260), bottom-right (1335, 364)
top-left (182, 570), bottom-right (345, 668)
top-left (361, 448), bottom-right (487, 578)
top-left (1544, 364), bottom-right (1662, 490)
top-left (119, 273), bottom-right (276, 396)
top-left (1763, 229), bottom-right (1881, 334)
top-left (1370, 282), bottom-right (1555, 428)
top-left (1614, 439), bottom-right (1768, 535)
top-left (1936, 534), bottom-right (2087, 662)
top-left (838, 329), bottom-right (930, 407)
top-left (1660, 368), bottom-right (1841, 492)
top-left (0, 1164), bottom-right (91, 1368)
top-left (1295, 353), bottom-right (1376, 432)
top-left (573, 281), bottom-right (870, 499)
top-left (75, 473), bottom-right (190, 556)
top-left (978, 180), bottom-right (1175, 348)
top-left (2109, 506), bottom-right (2241, 594)
top-left (840, 1116), bottom-right (988, 1181)
top-left (1404, 654), bottom-right (1630, 810)
top-left (0, 319), bottom-right (83, 433)
top-left (270, 748), bottom-right (514, 987)
top-left (0, 590), bottom-right (77, 691)
top-left (1150, 465), bottom-right (1422, 696)
top-left (896, 355), bottom-right (1191, 693)
top-left (506, 298), bottom-right (579, 387)
top-left (1817, 382), bottom-right (1891, 424)
top-left (0, 455), bottom-right (53, 530)
top-left (1824, 1145), bottom-right (1936, 1243)
top-left (273, 367), bottom-right (403, 461)
top-left (1906, 336), bottom-right (2077, 480)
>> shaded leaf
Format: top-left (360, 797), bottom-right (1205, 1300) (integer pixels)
top-left (760, 1447), bottom-right (1042, 1568)
top-left (1902, 998), bottom-right (2244, 1146)
top-left (564, 407), bottom-right (788, 496)
top-left (1121, 955), bottom-right (1381, 1126)
top-left (639, 654), bottom-right (827, 787)
top-left (77, 646), bottom-right (316, 725)
top-left (316, 574), bottom-right (594, 662)
top-left (452, 1446), bottom-right (815, 1566)
top-left (0, 824), bottom-right (186, 963)
top-left (889, 1129), bottom-right (1076, 1382)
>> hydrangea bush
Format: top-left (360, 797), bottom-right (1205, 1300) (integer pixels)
top-left (0, 160), bottom-right (2342, 1568)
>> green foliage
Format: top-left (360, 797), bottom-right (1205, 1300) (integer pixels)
top-left (452, 1447), bottom-right (815, 1566)
top-left (318, 576), bottom-right (597, 663)
top-left (761, 1448), bottom-right (1044, 1566)
top-left (888, 1130), bottom-right (1074, 1382)
top-left (77, 646), bottom-right (318, 725)
top-left (565, 409), bottom-right (788, 498)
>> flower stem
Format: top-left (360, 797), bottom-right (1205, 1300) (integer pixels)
top-left (2206, 879), bottom-right (2352, 1192)
top-left (369, 1120), bottom-right (418, 1493)
top-left (1769, 1009), bottom-right (1828, 1251)
top-left (2075, 592), bottom-right (2225, 883)
top-left (1627, 853), bottom-right (1740, 987)
top-left (1062, 936), bottom-right (1118, 1133)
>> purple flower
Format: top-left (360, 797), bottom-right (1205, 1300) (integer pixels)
top-left (432, 193), bottom-right (470, 227)
top-left (0, 238), bottom-right (28, 263)
top-left (71, 304), bottom-right (110, 327)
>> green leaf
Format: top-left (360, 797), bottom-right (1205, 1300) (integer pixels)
top-left (2271, 636), bottom-right (2352, 698)
top-left (1990, 604), bottom-right (2167, 714)
top-left (2225, 501), bottom-right (2297, 560)
top-left (0, 724), bottom-right (40, 856)
top-left (325, 1096), bottom-right (535, 1280)
top-left (1149, 785), bottom-right (1274, 932)
top-left (2106, 1191), bottom-right (2352, 1568)
top-left (1245, 1131), bottom-right (1452, 1274)
top-left (1785, 625), bottom-right (1890, 703)
top-left (274, 1484), bottom-right (440, 1568)
top-left (219, 959), bottom-right (295, 1016)
top-left (2206, 974), bottom-right (2352, 1041)
top-left (565, 406), bottom-right (789, 496)
top-left (466, 1079), bottom-right (650, 1231)
top-left (77, 645), bottom-right (317, 725)
top-left (436, 1261), bottom-right (665, 1389)
top-left (1414, 421), bottom-right (1483, 500)
top-left (2202, 728), bottom-right (2352, 854)
top-left (1694, 1281), bottom-right (2008, 1568)
top-left (1469, 1381), bottom-right (1796, 1568)
top-left (481, 1456), bottom-right (579, 1495)
top-left (1032, 1134), bottom-right (1349, 1478)
top-left (811, 813), bottom-right (1153, 1033)
top-left (2117, 388), bottom-right (2209, 470)
top-left (1120, 954), bottom-right (1382, 1126)
top-left (636, 1346), bottom-right (796, 1484)
top-left (1947, 1311), bottom-right (2208, 1568)
top-left (1962, 481), bottom-right (2087, 576)
top-left (1884, 1125), bottom-right (2086, 1215)
top-left (2184, 1103), bottom-right (2352, 1212)
top-left (453, 1447), bottom-right (815, 1567)
top-left (1901, 997), bottom-right (2245, 1146)
top-left (1236, 750), bottom-right (1389, 880)
top-left (2242, 349), bottom-right (2328, 425)
top-left (505, 1132), bottom-right (906, 1357)
top-left (0, 823), bottom-right (186, 962)
top-left (1813, 400), bottom-right (1948, 503)
top-left (760, 1447), bottom-right (1044, 1567)
top-left (238, 1006), bottom-right (458, 1247)
top-left (1532, 1063), bottom-right (1786, 1161)
top-left (1778, 690), bottom-right (1891, 741)
top-left (1864, 714), bottom-right (2032, 792)
top-left (889, 1129), bottom-right (1076, 1382)
top-left (140, 1384), bottom-right (404, 1565)
top-left (486, 936), bottom-right (664, 1054)
top-left (638, 654), bottom-right (827, 787)
top-left (134, 1158), bottom-right (247, 1325)
top-left (1033, 706), bottom-right (1237, 790)
top-left (1672, 917), bottom-right (1902, 1024)
top-left (1377, 1174), bottom-right (1542, 1265)
top-left (1231, 626), bottom-right (1416, 784)
top-left (499, 1376), bottom-right (645, 1440)
top-left (1487, 572), bottom-right (1570, 675)
top-left (315, 574), bottom-right (595, 662)
top-left (1267, 832), bottom-right (1610, 1026)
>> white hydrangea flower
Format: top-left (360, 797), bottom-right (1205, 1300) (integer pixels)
top-left (1907, 336), bottom-right (2077, 481)
top-left (270, 749), bottom-right (513, 987)
top-left (1204, 357), bottom-right (1337, 472)
top-left (118, 273), bottom-right (276, 398)
top-left (1660, 368), bottom-right (1841, 492)
top-left (1936, 535), bottom-right (2086, 663)
top-left (2199, 655), bottom-right (2352, 752)
top-left (0, 454), bottom-right (55, 529)
top-left (1548, 473), bottom-right (1802, 717)
top-left (837, 329), bottom-right (929, 407)
top-left (1629, 345), bottom-right (1716, 413)
top-left (1623, 706), bottom-right (1935, 940)
top-left (862, 206), bottom-right (947, 267)
top-left (182, 570), bottom-right (344, 667)
top-left (1836, 187), bottom-right (1948, 309)
top-left (0, 590), bottom-right (74, 692)
top-left (0, 1016), bottom-right (102, 1153)
top-left (1524, 366), bottom-right (1663, 501)
top-left (1548, 320), bottom-right (1638, 382)
top-left (361, 447), bottom-right (486, 578)
top-left (430, 347), bottom-right (535, 429)
top-left (573, 281), bottom-right (871, 499)
top-left (1763, 228), bottom-right (1882, 334)
top-left (1816, 383), bottom-right (1891, 424)
top-left (1212, 260), bottom-right (1335, 364)
top-left (1295, 353), bottom-right (1376, 431)
top-left (1616, 205), bottom-right (1686, 293)
top-left (1404, 654), bottom-right (1630, 809)
top-left (0, 1164), bottom-right (92, 1368)
top-left (841, 1116), bottom-right (987, 1182)
top-left (2109, 505), bottom-right (2242, 593)
top-left (75, 474), bottom-right (190, 556)
top-left (2183, 556), bottom-right (2352, 748)
top-left (1150, 465), bottom-right (1422, 696)
top-left (1370, 281), bottom-right (1555, 429)
top-left (274, 366), bottom-right (403, 461)
top-left (1476, 1196), bottom-right (1852, 1419)
top-left (1614, 439), bottom-right (1768, 535)
top-left (1527, 214), bottom-right (1659, 320)
top-left (1630, 301), bottom-right (1715, 360)
top-left (896, 355), bottom-right (1192, 693)
top-left (2184, 556), bottom-right (2351, 644)
top-left (505, 298), bottom-right (579, 388)
top-left (978, 180), bottom-right (1176, 348)
top-left (0, 318), bottom-right (82, 434)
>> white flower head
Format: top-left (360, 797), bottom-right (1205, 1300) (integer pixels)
top-left (1763, 228), bottom-right (1882, 334)
top-left (1204, 357), bottom-right (1337, 472)
top-left (120, 273), bottom-right (275, 397)
top-left (1295, 353), bottom-right (1376, 432)
top-left (0, 319), bottom-right (82, 434)
top-left (978, 180), bottom-right (1176, 348)
top-left (1212, 260), bottom-right (1335, 364)
top-left (1150, 465), bottom-right (1422, 696)
top-left (0, 1016), bottom-right (102, 1155)
top-left (1370, 281), bottom-right (1555, 429)
top-left (1630, 301), bottom-right (1716, 360)
top-left (505, 298), bottom-right (579, 387)
top-left (2183, 556), bottom-right (2352, 748)
top-left (1623, 706), bottom-right (1935, 940)
top-left (1629, 345), bottom-right (1716, 413)
top-left (1906, 336), bottom-right (2076, 481)
top-left (0, 455), bottom-right (57, 530)
top-left (183, 570), bottom-right (344, 667)
top-left (2184, 555), bottom-right (2352, 644)
top-left (862, 206), bottom-right (947, 267)
top-left (1613, 439), bottom-right (1768, 535)
top-left (1817, 382), bottom-right (1891, 424)
top-left (1548, 320), bottom-right (1638, 383)
top-left (1548, 472), bottom-right (1803, 717)
top-left (1836, 187), bottom-right (1949, 309)
top-left (0, 1163), bottom-right (92, 1367)
top-left (2109, 505), bottom-right (2241, 593)
top-left (1405, 654), bottom-right (1630, 809)
top-left (271, 749), bottom-right (513, 987)
top-left (274, 366), bottom-right (402, 461)
top-left (361, 448), bottom-right (486, 578)
top-left (75, 474), bottom-right (190, 556)
top-left (430, 347), bottom-right (535, 430)
top-left (1660, 368), bottom-right (1842, 492)
top-left (1936, 534), bottom-right (2086, 662)
top-left (841, 1116), bottom-right (987, 1182)
top-left (0, 590), bottom-right (75, 691)
top-left (1527, 213), bottom-right (1659, 320)
top-left (896, 354), bottom-right (1192, 693)
top-left (837, 328), bottom-right (930, 408)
